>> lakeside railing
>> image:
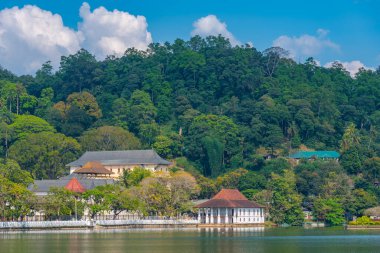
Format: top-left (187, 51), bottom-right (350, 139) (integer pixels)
top-left (0, 218), bottom-right (199, 229)
top-left (1, 214), bottom-right (196, 222)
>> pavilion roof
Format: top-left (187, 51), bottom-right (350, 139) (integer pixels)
top-left (65, 178), bottom-right (86, 193)
top-left (213, 189), bottom-right (248, 200)
top-left (195, 189), bottom-right (264, 208)
top-left (74, 161), bottom-right (113, 174)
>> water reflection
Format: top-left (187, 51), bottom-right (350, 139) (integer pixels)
top-left (1, 228), bottom-right (380, 253)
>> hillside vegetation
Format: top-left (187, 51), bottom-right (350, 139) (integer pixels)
top-left (0, 36), bottom-right (379, 224)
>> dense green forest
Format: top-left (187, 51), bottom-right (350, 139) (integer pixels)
top-left (0, 35), bottom-right (380, 224)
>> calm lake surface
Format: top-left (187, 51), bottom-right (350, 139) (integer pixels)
top-left (0, 227), bottom-right (380, 253)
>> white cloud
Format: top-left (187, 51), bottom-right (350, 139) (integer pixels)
top-left (78, 2), bottom-right (152, 59)
top-left (0, 3), bottom-right (153, 74)
top-left (273, 29), bottom-right (340, 60)
top-left (191, 15), bottom-right (240, 46)
top-left (324, 60), bottom-right (373, 77)
top-left (0, 5), bottom-right (82, 74)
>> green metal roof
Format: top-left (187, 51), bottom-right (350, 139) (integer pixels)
top-left (289, 151), bottom-right (340, 159)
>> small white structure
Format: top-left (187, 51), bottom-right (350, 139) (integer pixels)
top-left (195, 189), bottom-right (265, 225)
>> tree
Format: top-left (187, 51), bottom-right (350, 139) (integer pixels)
top-left (263, 47), bottom-right (289, 77)
top-left (186, 114), bottom-right (242, 176)
top-left (312, 197), bottom-right (345, 226)
top-left (82, 186), bottom-right (110, 219)
top-left (268, 170), bottom-right (304, 225)
top-left (0, 175), bottom-right (35, 221)
top-left (341, 123), bottom-right (360, 152)
top-left (44, 187), bottom-right (83, 218)
top-left (261, 158), bottom-right (291, 178)
top-left (138, 122), bottom-right (159, 146)
top-left (35, 87), bottom-right (54, 117)
top-left (0, 159), bottom-right (33, 187)
top-left (345, 189), bottom-right (378, 217)
top-left (363, 157), bottom-right (380, 184)
top-left (202, 136), bottom-right (225, 177)
top-left (80, 126), bottom-right (141, 151)
top-left (136, 171), bottom-right (199, 216)
top-left (88, 184), bottom-right (142, 219)
top-left (340, 146), bottom-right (363, 174)
top-left (216, 168), bottom-right (248, 189)
top-left (127, 90), bottom-right (157, 133)
top-left (9, 115), bottom-right (55, 140)
top-left (9, 132), bottom-right (80, 179)
top-left (152, 135), bottom-right (173, 158)
top-left (0, 119), bottom-right (12, 157)
top-left (56, 49), bottom-right (99, 97)
top-left (238, 171), bottom-right (267, 192)
top-left (194, 174), bottom-right (217, 199)
top-left (0, 81), bottom-right (35, 115)
top-left (111, 98), bottom-right (129, 128)
top-left (66, 91), bottom-right (102, 119)
top-left (122, 167), bottom-right (152, 188)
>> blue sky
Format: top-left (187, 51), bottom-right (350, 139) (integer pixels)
top-left (0, 0), bottom-right (379, 75)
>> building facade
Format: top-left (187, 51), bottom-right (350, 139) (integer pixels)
top-left (195, 189), bottom-right (265, 225)
top-left (67, 150), bottom-right (172, 178)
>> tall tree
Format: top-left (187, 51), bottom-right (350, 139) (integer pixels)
top-left (269, 170), bottom-right (304, 225)
top-left (80, 126), bottom-right (141, 151)
top-left (9, 132), bottom-right (80, 179)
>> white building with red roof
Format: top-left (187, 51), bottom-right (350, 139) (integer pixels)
top-left (195, 189), bottom-right (265, 225)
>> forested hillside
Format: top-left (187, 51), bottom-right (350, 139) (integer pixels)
top-left (1, 35), bottom-right (380, 224)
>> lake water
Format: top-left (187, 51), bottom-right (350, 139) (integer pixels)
top-left (0, 227), bottom-right (380, 253)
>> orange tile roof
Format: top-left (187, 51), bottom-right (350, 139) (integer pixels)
top-left (195, 189), bottom-right (264, 208)
top-left (65, 178), bottom-right (86, 193)
top-left (212, 189), bottom-right (248, 200)
top-left (74, 161), bottom-right (113, 174)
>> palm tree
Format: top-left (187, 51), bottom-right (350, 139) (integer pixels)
top-left (340, 122), bottom-right (360, 152)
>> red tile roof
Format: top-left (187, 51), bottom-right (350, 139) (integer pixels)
top-left (195, 189), bottom-right (264, 208)
top-left (213, 189), bottom-right (248, 200)
top-left (65, 178), bottom-right (86, 193)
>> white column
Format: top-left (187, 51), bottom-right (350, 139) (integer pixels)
top-left (217, 208), bottom-right (221, 224)
top-left (205, 208), bottom-right (209, 224)
top-left (198, 209), bottom-right (201, 223)
top-left (210, 208), bottom-right (214, 223)
top-left (225, 208), bottom-right (228, 224)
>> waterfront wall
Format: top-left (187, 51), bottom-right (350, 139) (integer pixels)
top-left (346, 225), bottom-right (380, 230)
top-left (0, 219), bottom-right (199, 230)
top-left (0, 220), bottom-right (92, 229)
top-left (96, 219), bottom-right (199, 226)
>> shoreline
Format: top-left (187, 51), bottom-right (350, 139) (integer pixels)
top-left (346, 225), bottom-right (380, 230)
top-left (0, 220), bottom-right (266, 231)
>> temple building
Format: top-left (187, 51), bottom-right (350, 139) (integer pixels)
top-left (29, 174), bottom-right (115, 196)
top-left (67, 150), bottom-right (172, 178)
top-left (195, 189), bottom-right (265, 225)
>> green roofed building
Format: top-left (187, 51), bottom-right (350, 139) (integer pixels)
top-left (289, 151), bottom-right (340, 163)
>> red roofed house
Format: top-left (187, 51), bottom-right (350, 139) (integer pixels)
top-left (195, 189), bottom-right (265, 225)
